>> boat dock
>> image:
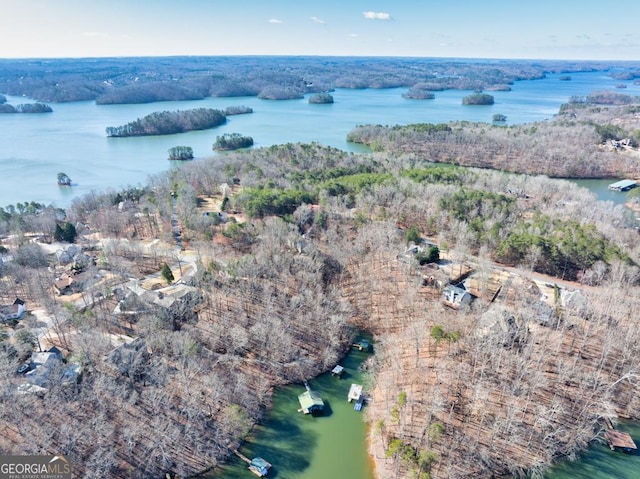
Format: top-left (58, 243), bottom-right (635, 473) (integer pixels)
top-left (298, 381), bottom-right (325, 414)
top-left (604, 418), bottom-right (637, 453)
top-left (331, 365), bottom-right (344, 377)
top-left (233, 450), bottom-right (272, 477)
top-left (608, 179), bottom-right (638, 192)
top-left (353, 339), bottom-right (371, 351)
top-left (348, 383), bottom-right (363, 402)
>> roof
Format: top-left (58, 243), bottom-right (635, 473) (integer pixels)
top-left (298, 390), bottom-right (324, 411)
top-left (250, 457), bottom-right (271, 469)
top-left (608, 179), bottom-right (637, 190)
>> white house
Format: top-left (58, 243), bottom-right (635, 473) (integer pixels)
top-left (443, 284), bottom-right (472, 309)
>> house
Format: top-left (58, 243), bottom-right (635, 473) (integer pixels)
top-left (105, 338), bottom-right (150, 378)
top-left (114, 283), bottom-right (202, 321)
top-left (0, 298), bottom-right (26, 322)
top-left (443, 284), bottom-right (472, 309)
top-left (53, 276), bottom-right (75, 295)
top-left (25, 351), bottom-right (63, 387)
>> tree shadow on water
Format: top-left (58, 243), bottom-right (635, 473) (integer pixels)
top-left (244, 416), bottom-right (319, 476)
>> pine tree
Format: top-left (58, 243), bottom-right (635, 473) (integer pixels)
top-left (161, 263), bottom-right (174, 284)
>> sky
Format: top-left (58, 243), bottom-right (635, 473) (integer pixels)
top-left (0, 0), bottom-right (639, 61)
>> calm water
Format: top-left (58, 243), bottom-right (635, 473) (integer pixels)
top-left (2, 70), bottom-right (640, 208)
top-left (207, 347), bottom-right (374, 479)
top-left (545, 421), bottom-right (640, 479)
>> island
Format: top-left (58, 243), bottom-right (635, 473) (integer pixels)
top-left (56, 172), bottom-right (72, 186)
top-left (461, 92), bottom-right (494, 105)
top-left (308, 92), bottom-right (334, 104)
top-left (168, 146), bottom-right (194, 161)
top-left (213, 133), bottom-right (254, 151)
top-left (224, 105), bottom-right (253, 115)
top-left (105, 108), bottom-right (226, 137)
top-left (402, 83), bottom-right (436, 100)
top-left (0, 102), bottom-right (52, 113)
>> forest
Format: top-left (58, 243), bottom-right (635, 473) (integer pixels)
top-left (347, 92), bottom-right (640, 179)
top-left (1, 88), bottom-right (640, 479)
top-left (0, 56), bottom-right (636, 104)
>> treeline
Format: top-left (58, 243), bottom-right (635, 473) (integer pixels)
top-left (2, 56), bottom-right (635, 103)
top-left (0, 102), bottom-right (52, 113)
top-left (105, 108), bottom-right (226, 137)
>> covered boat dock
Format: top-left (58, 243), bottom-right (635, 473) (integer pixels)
top-left (608, 179), bottom-right (638, 192)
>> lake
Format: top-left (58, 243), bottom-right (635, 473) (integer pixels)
top-left (2, 69), bottom-right (640, 208)
top-left (2, 65), bottom-right (639, 478)
top-left (205, 345), bottom-right (375, 479)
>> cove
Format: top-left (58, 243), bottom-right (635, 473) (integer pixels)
top-left (544, 421), bottom-right (640, 479)
top-left (204, 345), bottom-right (376, 479)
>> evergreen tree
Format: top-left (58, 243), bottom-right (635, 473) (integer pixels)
top-left (161, 263), bottom-right (174, 284)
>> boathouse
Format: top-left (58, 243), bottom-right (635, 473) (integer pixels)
top-left (608, 179), bottom-right (637, 192)
top-left (348, 383), bottom-right (363, 403)
top-left (298, 388), bottom-right (325, 414)
top-left (248, 457), bottom-right (272, 477)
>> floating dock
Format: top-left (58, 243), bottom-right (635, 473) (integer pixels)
top-left (603, 418), bottom-right (637, 453)
top-left (608, 179), bottom-right (638, 192)
top-left (605, 429), bottom-right (638, 453)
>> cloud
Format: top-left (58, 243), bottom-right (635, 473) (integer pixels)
top-left (82, 31), bottom-right (109, 38)
top-left (363, 11), bottom-right (391, 20)
top-left (349, 33), bottom-right (359, 38)
top-left (268, 18), bottom-right (283, 24)
top-left (310, 16), bottom-right (325, 24)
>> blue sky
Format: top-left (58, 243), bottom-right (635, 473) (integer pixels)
top-left (1, 0), bottom-right (639, 60)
